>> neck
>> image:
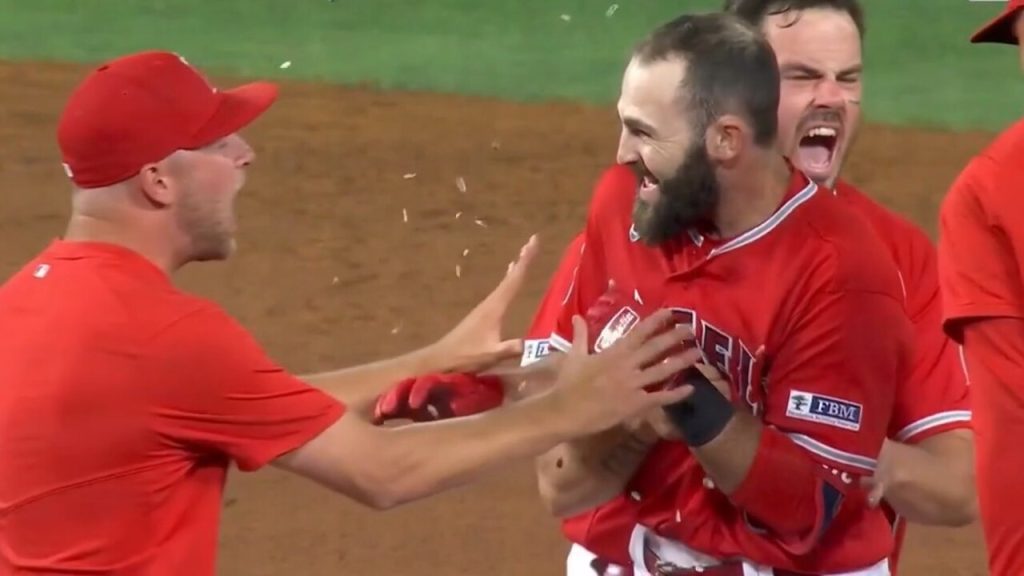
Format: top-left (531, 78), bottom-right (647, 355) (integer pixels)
top-left (63, 214), bottom-right (182, 275)
top-left (712, 150), bottom-right (791, 239)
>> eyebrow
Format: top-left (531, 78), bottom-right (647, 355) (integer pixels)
top-left (622, 116), bottom-right (658, 136)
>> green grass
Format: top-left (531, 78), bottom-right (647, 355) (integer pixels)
top-left (0, 0), bottom-right (1020, 130)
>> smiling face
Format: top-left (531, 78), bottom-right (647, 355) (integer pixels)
top-left (616, 56), bottom-right (723, 245)
top-left (762, 7), bottom-right (862, 187)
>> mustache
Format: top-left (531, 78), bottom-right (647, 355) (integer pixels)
top-left (800, 110), bottom-right (843, 126)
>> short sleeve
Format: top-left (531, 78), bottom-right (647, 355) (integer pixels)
top-left (765, 285), bottom-right (912, 478)
top-left (521, 234), bottom-right (586, 366)
top-left (547, 166), bottom-right (635, 353)
top-left (938, 157), bottom-right (1024, 333)
top-left (146, 304), bottom-right (345, 471)
top-left (889, 239), bottom-right (971, 443)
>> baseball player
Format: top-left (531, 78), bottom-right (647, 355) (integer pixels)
top-left (375, 2), bottom-right (973, 575)
top-left (936, 3), bottom-right (1024, 575)
top-left (0, 50), bottom-right (699, 575)
top-left (546, 12), bottom-right (912, 574)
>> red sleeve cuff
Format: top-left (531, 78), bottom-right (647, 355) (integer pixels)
top-left (895, 412), bottom-right (972, 444)
top-left (728, 427), bottom-right (847, 555)
top-left (235, 400), bottom-right (346, 472)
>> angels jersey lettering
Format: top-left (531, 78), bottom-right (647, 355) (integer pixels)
top-left (550, 164), bottom-right (914, 573)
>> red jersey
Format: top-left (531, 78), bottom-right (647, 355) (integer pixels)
top-left (834, 181), bottom-right (971, 574)
top-left (521, 234), bottom-right (587, 366)
top-left (0, 241), bottom-right (344, 575)
top-left (548, 165), bottom-right (913, 573)
top-left (518, 166), bottom-right (640, 570)
top-left (938, 117), bottom-right (1024, 576)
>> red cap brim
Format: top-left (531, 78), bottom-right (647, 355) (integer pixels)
top-left (187, 81), bottom-right (279, 149)
top-left (971, 7), bottom-right (1023, 45)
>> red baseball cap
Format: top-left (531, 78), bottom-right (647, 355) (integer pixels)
top-left (970, 0), bottom-right (1024, 45)
top-left (57, 50), bottom-right (278, 189)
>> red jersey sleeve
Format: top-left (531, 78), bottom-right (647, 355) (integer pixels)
top-left (728, 251), bottom-right (913, 553)
top-left (548, 166), bottom-right (635, 353)
top-left (520, 233), bottom-right (586, 366)
top-left (889, 232), bottom-right (971, 444)
top-left (939, 153), bottom-right (1024, 332)
top-left (146, 304), bottom-right (345, 472)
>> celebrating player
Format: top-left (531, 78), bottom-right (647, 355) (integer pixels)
top-left (539, 11), bottom-right (913, 574)
top-left (375, 1), bottom-right (974, 574)
top-left (937, 2), bottom-right (1024, 575)
top-left (0, 50), bottom-right (700, 575)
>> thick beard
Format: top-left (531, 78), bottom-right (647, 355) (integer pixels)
top-left (632, 143), bottom-right (720, 246)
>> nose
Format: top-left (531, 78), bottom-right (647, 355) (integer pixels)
top-left (616, 129), bottom-right (640, 165)
top-left (811, 78), bottom-right (846, 108)
top-left (236, 139), bottom-right (255, 167)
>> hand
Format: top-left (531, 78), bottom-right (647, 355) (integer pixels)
top-left (373, 372), bottom-right (504, 424)
top-left (429, 235), bottom-right (539, 374)
top-left (691, 361), bottom-right (731, 399)
top-left (630, 408), bottom-right (681, 441)
top-left (861, 439), bottom-right (899, 508)
top-left (553, 309), bottom-right (703, 437)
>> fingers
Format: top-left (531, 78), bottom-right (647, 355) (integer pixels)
top-left (570, 315), bottom-right (588, 357)
top-left (644, 384), bottom-right (695, 408)
top-left (632, 352), bottom-right (698, 389)
top-left (496, 338), bottom-right (524, 358)
top-left (862, 476), bottom-right (884, 507)
top-left (611, 309), bottom-right (676, 353)
top-left (626, 324), bottom-right (695, 368)
top-left (693, 362), bottom-right (731, 398)
top-left (489, 234), bottom-right (539, 304)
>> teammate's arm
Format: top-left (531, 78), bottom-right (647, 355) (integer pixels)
top-left (867, 432), bottom-right (975, 526)
top-left (666, 284), bottom-right (911, 555)
top-left (307, 236), bottom-right (541, 414)
top-left (276, 314), bottom-right (693, 509)
top-left (862, 240), bottom-right (975, 527)
top-left (535, 418), bottom-right (659, 517)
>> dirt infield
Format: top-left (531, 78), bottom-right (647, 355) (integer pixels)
top-left (0, 59), bottom-right (994, 575)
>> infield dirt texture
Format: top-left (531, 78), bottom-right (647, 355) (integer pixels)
top-left (0, 1), bottom-right (1014, 574)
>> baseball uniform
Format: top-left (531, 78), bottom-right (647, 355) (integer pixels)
top-left (0, 241), bottom-right (344, 575)
top-left (548, 164), bottom-right (912, 574)
top-left (518, 167), bottom-right (640, 575)
top-left (833, 181), bottom-right (972, 575)
top-left (541, 168), bottom-right (969, 575)
top-left (937, 117), bottom-right (1024, 576)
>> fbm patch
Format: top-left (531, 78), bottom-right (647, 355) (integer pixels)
top-left (594, 307), bottom-right (639, 352)
top-left (785, 390), bottom-right (862, 431)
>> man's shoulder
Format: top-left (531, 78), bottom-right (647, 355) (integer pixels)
top-left (791, 190), bottom-right (904, 297)
top-left (835, 180), bottom-right (935, 281)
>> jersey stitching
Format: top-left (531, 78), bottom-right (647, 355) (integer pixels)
top-left (894, 410), bottom-right (972, 443)
top-left (706, 179), bottom-right (818, 259)
top-left (785, 432), bottom-right (877, 472)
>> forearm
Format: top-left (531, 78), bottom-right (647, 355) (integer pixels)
top-left (690, 410), bottom-right (842, 551)
top-left (876, 433), bottom-right (976, 526)
top-left (535, 425), bottom-right (657, 517)
top-left (691, 410), bottom-right (761, 492)
top-left (302, 345), bottom-right (443, 414)
top-left (495, 352), bottom-right (562, 403)
top-left (370, 389), bottom-right (574, 508)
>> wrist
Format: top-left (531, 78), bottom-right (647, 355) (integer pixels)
top-left (663, 368), bottom-right (735, 447)
top-left (416, 342), bottom-right (456, 374)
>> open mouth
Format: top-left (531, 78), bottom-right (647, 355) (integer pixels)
top-left (796, 126), bottom-right (839, 175)
top-left (632, 162), bottom-right (660, 202)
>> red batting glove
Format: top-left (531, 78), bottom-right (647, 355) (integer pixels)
top-left (372, 372), bottom-right (505, 424)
